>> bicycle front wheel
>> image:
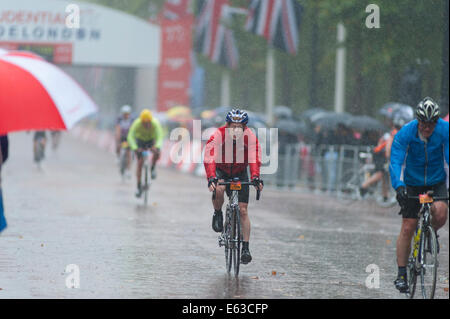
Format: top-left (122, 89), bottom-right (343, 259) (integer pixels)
top-left (420, 226), bottom-right (438, 299)
top-left (339, 170), bottom-right (360, 199)
top-left (143, 164), bottom-right (149, 205)
top-left (232, 207), bottom-right (241, 277)
top-left (120, 150), bottom-right (127, 177)
top-left (224, 207), bottom-right (232, 274)
top-left (406, 257), bottom-right (417, 299)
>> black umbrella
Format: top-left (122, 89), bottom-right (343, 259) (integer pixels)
top-left (248, 119), bottom-right (268, 130)
top-left (392, 107), bottom-right (414, 123)
top-left (247, 111), bottom-right (268, 126)
top-left (213, 106), bottom-right (232, 118)
top-left (274, 105), bottom-right (293, 120)
top-left (301, 108), bottom-right (328, 122)
top-left (274, 119), bottom-right (305, 136)
top-left (311, 112), bottom-right (352, 129)
top-left (379, 102), bottom-right (413, 119)
top-left (348, 115), bottom-right (388, 132)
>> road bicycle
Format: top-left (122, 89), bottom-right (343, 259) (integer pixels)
top-left (213, 178), bottom-right (261, 277)
top-left (339, 151), bottom-right (396, 207)
top-left (405, 190), bottom-right (449, 299)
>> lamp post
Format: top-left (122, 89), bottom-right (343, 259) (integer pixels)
top-left (334, 23), bottom-right (346, 114)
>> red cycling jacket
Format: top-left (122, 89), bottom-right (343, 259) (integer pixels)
top-left (204, 125), bottom-right (262, 180)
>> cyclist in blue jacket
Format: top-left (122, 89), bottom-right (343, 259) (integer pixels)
top-left (389, 97), bottom-right (449, 293)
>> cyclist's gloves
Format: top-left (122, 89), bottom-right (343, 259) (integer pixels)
top-left (396, 186), bottom-right (408, 211)
top-left (252, 177), bottom-right (264, 187)
top-left (208, 177), bottom-right (218, 188)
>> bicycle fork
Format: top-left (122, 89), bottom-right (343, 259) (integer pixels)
top-left (218, 205), bottom-right (238, 248)
top-left (218, 207), bottom-right (232, 247)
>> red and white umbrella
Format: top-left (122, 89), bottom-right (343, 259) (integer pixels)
top-left (0, 48), bottom-right (98, 134)
top-left (444, 113), bottom-right (449, 122)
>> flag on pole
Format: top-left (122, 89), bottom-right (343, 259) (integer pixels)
top-left (245, 0), bottom-right (303, 55)
top-left (194, 0), bottom-right (239, 69)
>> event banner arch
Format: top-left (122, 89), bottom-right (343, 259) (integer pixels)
top-left (0, 0), bottom-right (160, 67)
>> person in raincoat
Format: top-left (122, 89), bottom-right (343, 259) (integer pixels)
top-left (0, 134), bottom-right (8, 233)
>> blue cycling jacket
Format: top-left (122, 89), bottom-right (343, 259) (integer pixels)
top-left (389, 119), bottom-right (449, 190)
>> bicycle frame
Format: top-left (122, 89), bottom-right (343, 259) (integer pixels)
top-left (409, 203), bottom-right (431, 273)
top-left (407, 202), bottom-right (432, 299)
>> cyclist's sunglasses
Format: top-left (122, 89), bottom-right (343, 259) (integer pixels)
top-left (418, 121), bottom-right (437, 129)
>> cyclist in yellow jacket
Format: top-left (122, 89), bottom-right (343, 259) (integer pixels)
top-left (127, 109), bottom-right (164, 198)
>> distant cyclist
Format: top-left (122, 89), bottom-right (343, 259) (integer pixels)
top-left (385, 110), bottom-right (413, 160)
top-left (127, 109), bottom-right (164, 198)
top-left (0, 134), bottom-right (7, 233)
top-left (389, 97), bottom-right (449, 293)
top-left (204, 108), bottom-right (263, 265)
top-left (115, 105), bottom-right (135, 175)
top-left (0, 134), bottom-right (8, 169)
top-left (50, 130), bottom-right (62, 151)
top-left (359, 111), bottom-right (412, 201)
top-left (33, 131), bottom-right (47, 163)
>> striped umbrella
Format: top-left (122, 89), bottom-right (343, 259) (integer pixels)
top-left (0, 49), bottom-right (98, 134)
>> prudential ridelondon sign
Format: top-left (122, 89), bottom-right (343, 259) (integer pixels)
top-left (0, 0), bottom-right (160, 67)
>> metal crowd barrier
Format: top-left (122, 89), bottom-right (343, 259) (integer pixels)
top-left (262, 143), bottom-right (375, 194)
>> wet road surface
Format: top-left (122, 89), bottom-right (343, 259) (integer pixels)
top-left (0, 132), bottom-right (448, 299)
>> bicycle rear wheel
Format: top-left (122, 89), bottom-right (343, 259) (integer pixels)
top-left (232, 207), bottom-right (241, 277)
top-left (420, 226), bottom-right (438, 299)
top-left (374, 175), bottom-right (396, 208)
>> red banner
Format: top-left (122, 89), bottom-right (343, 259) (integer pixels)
top-left (0, 42), bottom-right (72, 64)
top-left (157, 16), bottom-right (193, 112)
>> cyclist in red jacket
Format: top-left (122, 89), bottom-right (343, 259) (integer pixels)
top-left (204, 109), bottom-right (263, 264)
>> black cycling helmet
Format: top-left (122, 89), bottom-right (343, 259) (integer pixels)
top-left (416, 97), bottom-right (440, 122)
top-left (226, 108), bottom-right (249, 125)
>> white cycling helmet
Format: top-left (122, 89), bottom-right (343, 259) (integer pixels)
top-left (416, 97), bottom-right (440, 122)
top-left (121, 105), bottom-right (132, 114)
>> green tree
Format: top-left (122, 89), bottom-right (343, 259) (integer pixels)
top-left (83, 0), bottom-right (448, 117)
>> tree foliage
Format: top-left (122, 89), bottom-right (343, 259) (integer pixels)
top-left (83, 0), bottom-right (449, 117)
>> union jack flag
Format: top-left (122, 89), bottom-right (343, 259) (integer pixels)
top-left (245, 0), bottom-right (303, 55)
top-left (162, 0), bottom-right (192, 20)
top-left (194, 0), bottom-right (239, 69)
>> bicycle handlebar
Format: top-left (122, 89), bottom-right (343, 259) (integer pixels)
top-left (407, 190), bottom-right (449, 201)
top-left (408, 196), bottom-right (449, 201)
top-left (212, 180), bottom-right (262, 201)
